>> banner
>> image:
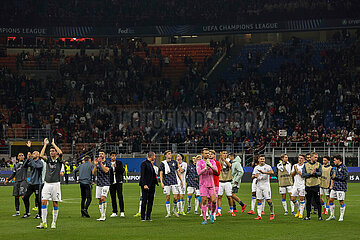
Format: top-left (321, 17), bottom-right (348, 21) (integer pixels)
top-left (0, 18), bottom-right (359, 37)
top-left (2, 166), bottom-right (360, 185)
top-left (0, 27), bottom-right (48, 36)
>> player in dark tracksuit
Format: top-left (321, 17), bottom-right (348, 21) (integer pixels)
top-left (73, 155), bottom-right (94, 218)
top-left (23, 142), bottom-right (44, 219)
top-left (5, 151), bottom-right (29, 216)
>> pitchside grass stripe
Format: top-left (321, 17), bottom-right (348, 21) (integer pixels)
top-left (1, 183), bottom-right (360, 240)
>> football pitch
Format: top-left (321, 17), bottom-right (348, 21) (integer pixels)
top-left (0, 183), bottom-right (359, 240)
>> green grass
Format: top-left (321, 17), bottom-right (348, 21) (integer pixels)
top-left (1, 183), bottom-right (360, 240)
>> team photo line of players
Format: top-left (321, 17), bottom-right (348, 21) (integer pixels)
top-left (5, 139), bottom-right (348, 227)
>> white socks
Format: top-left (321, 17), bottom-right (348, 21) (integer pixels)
top-left (257, 203), bottom-right (262, 217)
top-left (290, 200), bottom-right (295, 212)
top-left (99, 201), bottom-right (107, 217)
top-left (282, 199), bottom-right (288, 212)
top-left (194, 197), bottom-right (200, 212)
top-left (293, 200), bottom-right (300, 211)
top-left (52, 206), bottom-right (59, 224)
top-left (99, 202), bottom-right (103, 215)
top-left (251, 197), bottom-right (256, 211)
top-left (340, 204), bottom-right (345, 220)
top-left (177, 200), bottom-right (180, 212)
top-left (103, 201), bottom-right (107, 217)
top-left (138, 197), bottom-right (142, 213)
top-left (188, 196), bottom-right (192, 208)
top-left (173, 201), bottom-right (178, 212)
top-left (41, 204), bottom-right (58, 224)
top-left (166, 201), bottom-right (171, 214)
top-left (180, 199), bottom-right (185, 212)
top-left (329, 203), bottom-right (335, 217)
top-left (41, 205), bottom-right (47, 224)
top-left (300, 201), bottom-right (305, 215)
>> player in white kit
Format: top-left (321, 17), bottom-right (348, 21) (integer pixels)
top-left (252, 155), bottom-right (275, 220)
top-left (248, 156), bottom-right (265, 215)
top-left (290, 154), bottom-right (306, 219)
top-left (176, 153), bottom-right (187, 215)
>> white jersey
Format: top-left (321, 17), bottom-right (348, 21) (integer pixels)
top-left (176, 162), bottom-right (187, 185)
top-left (253, 164), bottom-right (272, 188)
top-left (153, 165), bottom-right (159, 175)
top-left (291, 163), bottom-right (305, 188)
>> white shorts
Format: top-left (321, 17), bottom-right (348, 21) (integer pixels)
top-left (291, 186), bottom-right (305, 197)
top-left (320, 188), bottom-right (330, 196)
top-left (330, 190), bottom-right (345, 201)
top-left (163, 185), bottom-right (179, 195)
top-left (96, 186), bottom-right (110, 199)
top-left (42, 182), bottom-right (61, 201)
top-left (178, 185), bottom-right (186, 195)
top-left (256, 185), bottom-right (271, 200)
top-left (279, 186), bottom-right (292, 195)
top-left (251, 178), bottom-right (257, 192)
top-left (219, 182), bottom-right (232, 197)
top-left (187, 187), bottom-right (200, 196)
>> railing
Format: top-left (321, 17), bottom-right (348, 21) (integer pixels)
top-left (140, 142), bottom-right (257, 154)
top-left (264, 142), bottom-right (360, 154)
top-left (263, 142), bottom-right (360, 167)
top-left (56, 141), bottom-right (258, 155)
top-left (5, 128), bottom-right (51, 140)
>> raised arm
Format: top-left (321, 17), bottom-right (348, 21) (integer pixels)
top-left (26, 140), bottom-right (32, 160)
top-left (92, 158), bottom-right (98, 175)
top-left (51, 138), bottom-right (63, 156)
top-left (40, 138), bottom-right (48, 160)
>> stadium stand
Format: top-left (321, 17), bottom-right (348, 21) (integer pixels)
top-left (1, 33), bottom-right (359, 156)
top-left (0, 0), bottom-right (358, 27)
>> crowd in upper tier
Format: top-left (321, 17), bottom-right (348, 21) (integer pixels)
top-left (1, 0), bottom-right (358, 27)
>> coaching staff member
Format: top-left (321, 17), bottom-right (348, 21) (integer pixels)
top-left (73, 155), bottom-right (94, 218)
top-left (139, 152), bottom-right (158, 221)
top-left (302, 152), bottom-right (323, 220)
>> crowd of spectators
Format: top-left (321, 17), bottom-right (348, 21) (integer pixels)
top-left (1, 0), bottom-right (358, 27)
top-left (1, 35), bottom-right (360, 154)
top-left (0, 38), bottom-right (224, 148)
